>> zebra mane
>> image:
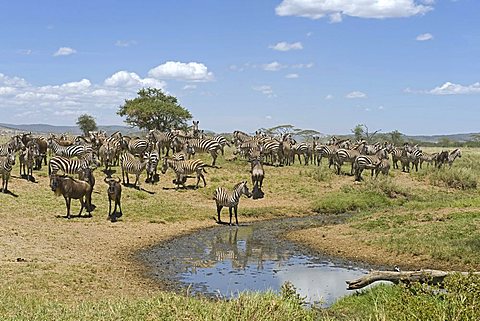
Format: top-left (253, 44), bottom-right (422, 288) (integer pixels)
top-left (233, 181), bottom-right (246, 190)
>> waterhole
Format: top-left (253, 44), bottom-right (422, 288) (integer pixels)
top-left (140, 215), bottom-right (374, 306)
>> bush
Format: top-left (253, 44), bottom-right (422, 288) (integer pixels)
top-left (429, 167), bottom-right (478, 190)
top-left (303, 167), bottom-right (333, 183)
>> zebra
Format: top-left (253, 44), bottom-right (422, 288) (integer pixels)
top-left (213, 135), bottom-right (230, 156)
top-left (447, 149), bottom-right (462, 167)
top-left (127, 137), bottom-right (149, 156)
top-left (172, 141), bottom-right (196, 161)
top-left (48, 138), bottom-right (93, 158)
top-left (20, 133), bottom-right (47, 169)
top-left (353, 148), bottom-right (389, 181)
top-left (98, 141), bottom-right (117, 171)
top-left (232, 130), bottom-right (251, 146)
top-left (19, 141), bottom-right (39, 181)
top-left (161, 157), bottom-right (211, 189)
top-left (0, 135), bottom-right (24, 156)
top-left (420, 152), bottom-right (438, 169)
top-left (262, 138), bottom-right (282, 165)
top-left (291, 142), bottom-right (310, 165)
top-left (120, 152), bottom-right (148, 188)
top-left (233, 140), bottom-right (262, 159)
top-left (213, 181), bottom-right (252, 225)
top-left (48, 153), bottom-right (100, 176)
top-left (0, 152), bottom-right (16, 193)
top-left (375, 158), bottom-right (391, 178)
top-left (147, 130), bottom-right (176, 156)
top-left (145, 148), bottom-right (160, 184)
top-left (334, 141), bottom-right (366, 175)
top-left (175, 137), bottom-right (222, 166)
top-left (399, 144), bottom-right (422, 172)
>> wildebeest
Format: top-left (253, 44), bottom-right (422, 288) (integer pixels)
top-left (250, 157), bottom-right (265, 199)
top-left (104, 177), bottom-right (122, 222)
top-left (50, 174), bottom-right (92, 219)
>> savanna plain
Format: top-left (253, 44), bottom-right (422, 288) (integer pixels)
top-left (1, 135), bottom-right (480, 320)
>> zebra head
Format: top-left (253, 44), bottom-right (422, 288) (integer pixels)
top-left (238, 181), bottom-right (252, 199)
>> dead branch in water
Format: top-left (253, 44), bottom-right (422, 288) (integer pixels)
top-left (347, 269), bottom-right (480, 290)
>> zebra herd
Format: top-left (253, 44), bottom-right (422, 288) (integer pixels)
top-left (0, 122), bottom-right (465, 224)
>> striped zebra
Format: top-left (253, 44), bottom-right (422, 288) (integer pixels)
top-left (232, 130), bottom-right (251, 146)
top-left (399, 144), bottom-right (422, 172)
top-left (161, 157), bottom-right (211, 189)
top-left (213, 181), bottom-right (252, 225)
top-left (145, 149), bottom-right (160, 184)
top-left (233, 140), bottom-right (262, 159)
top-left (147, 130), bottom-right (176, 156)
top-left (334, 141), bottom-right (366, 175)
top-left (48, 138), bottom-right (93, 158)
top-left (48, 153), bottom-right (100, 176)
top-left (19, 142), bottom-right (39, 180)
top-left (292, 142), bottom-right (310, 165)
top-left (20, 133), bottom-right (47, 168)
top-left (213, 135), bottom-right (230, 156)
top-left (353, 148), bottom-right (389, 181)
top-left (120, 152), bottom-right (148, 188)
top-left (262, 138), bottom-right (282, 165)
top-left (0, 152), bottom-right (16, 192)
top-left (127, 137), bottom-right (149, 156)
top-left (173, 136), bottom-right (222, 166)
top-left (0, 135), bottom-right (24, 156)
top-left (420, 152), bottom-right (438, 169)
top-left (315, 139), bottom-right (351, 167)
top-left (172, 141), bottom-right (196, 161)
top-left (447, 149), bottom-right (462, 167)
top-left (375, 159), bottom-right (391, 178)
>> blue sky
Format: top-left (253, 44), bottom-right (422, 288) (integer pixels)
top-left (0, 0), bottom-right (479, 135)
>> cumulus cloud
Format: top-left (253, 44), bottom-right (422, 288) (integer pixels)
top-left (346, 91), bottom-right (367, 99)
top-left (262, 61), bottom-right (285, 71)
top-left (148, 61), bottom-right (213, 81)
top-left (426, 82), bottom-right (480, 95)
top-left (269, 41), bottom-right (303, 51)
top-left (104, 71), bottom-right (166, 89)
top-left (53, 47), bottom-right (77, 56)
top-left (253, 85), bottom-right (276, 98)
top-left (285, 73), bottom-right (299, 79)
top-left (275, 0), bottom-right (433, 21)
top-left (416, 33), bottom-right (433, 41)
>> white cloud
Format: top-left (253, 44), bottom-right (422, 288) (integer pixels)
top-left (285, 73), bottom-right (299, 79)
top-left (427, 82), bottom-right (480, 95)
top-left (262, 61), bottom-right (285, 71)
top-left (325, 94), bottom-right (334, 100)
top-left (104, 71), bottom-right (166, 89)
top-left (18, 49), bottom-right (32, 55)
top-left (306, 32), bottom-right (313, 37)
top-left (183, 84), bottom-right (197, 90)
top-left (266, 115), bottom-right (273, 120)
top-left (148, 61), bottom-right (213, 81)
top-left (0, 73), bottom-right (29, 87)
top-left (0, 87), bottom-right (16, 95)
top-left (53, 47), bottom-right (77, 56)
top-left (346, 91), bottom-right (367, 99)
top-left (416, 33), bottom-right (433, 41)
top-left (275, 0), bottom-right (433, 21)
top-left (253, 85), bottom-right (276, 98)
top-left (115, 40), bottom-right (137, 47)
top-left (269, 41), bottom-right (303, 51)
top-left (292, 62), bottom-right (314, 69)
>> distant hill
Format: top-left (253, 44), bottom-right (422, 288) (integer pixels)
top-left (0, 123), bottom-right (137, 135)
top-left (405, 133), bottom-right (479, 143)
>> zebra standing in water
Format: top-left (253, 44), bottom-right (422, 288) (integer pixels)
top-left (213, 181), bottom-right (252, 225)
top-left (0, 152), bottom-right (15, 192)
top-left (120, 152), bottom-right (149, 188)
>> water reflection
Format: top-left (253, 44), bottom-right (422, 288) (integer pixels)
top-left (179, 224), bottom-right (367, 306)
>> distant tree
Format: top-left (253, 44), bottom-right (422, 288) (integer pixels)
top-left (389, 130), bottom-right (404, 146)
top-left (76, 114), bottom-right (97, 136)
top-left (351, 124), bottom-right (381, 143)
top-left (117, 88), bottom-right (192, 131)
top-left (438, 137), bottom-right (452, 147)
top-left (265, 124), bottom-right (296, 136)
top-left (296, 129), bottom-right (321, 142)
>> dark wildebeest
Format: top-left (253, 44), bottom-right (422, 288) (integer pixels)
top-left (50, 174), bottom-right (92, 219)
top-left (250, 157), bottom-right (265, 199)
top-left (104, 177), bottom-right (122, 222)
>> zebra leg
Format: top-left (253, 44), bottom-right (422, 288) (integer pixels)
top-left (134, 174), bottom-right (140, 189)
top-left (234, 206), bottom-right (239, 226)
top-left (216, 205), bottom-right (223, 223)
top-left (229, 207), bottom-right (233, 226)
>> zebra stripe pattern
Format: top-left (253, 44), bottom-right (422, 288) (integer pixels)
top-left (120, 152), bottom-right (148, 187)
top-left (48, 138), bottom-right (93, 158)
top-left (0, 152), bottom-right (16, 192)
top-left (161, 158), bottom-right (209, 189)
top-left (48, 153), bottom-right (99, 176)
top-left (213, 181), bottom-right (252, 225)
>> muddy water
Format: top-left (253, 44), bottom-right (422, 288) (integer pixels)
top-left (140, 215), bottom-right (375, 306)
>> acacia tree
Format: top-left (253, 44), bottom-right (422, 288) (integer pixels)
top-left (76, 114), bottom-right (97, 136)
top-left (117, 88), bottom-right (192, 131)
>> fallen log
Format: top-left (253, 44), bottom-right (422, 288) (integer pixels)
top-left (347, 269), bottom-right (480, 290)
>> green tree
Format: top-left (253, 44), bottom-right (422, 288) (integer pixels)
top-left (117, 88), bottom-right (192, 131)
top-left (76, 114), bottom-right (97, 136)
top-left (389, 130), bottom-right (404, 146)
top-left (351, 124), bottom-right (381, 143)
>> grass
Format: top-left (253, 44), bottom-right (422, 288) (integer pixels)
top-left (2, 138), bottom-right (480, 319)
